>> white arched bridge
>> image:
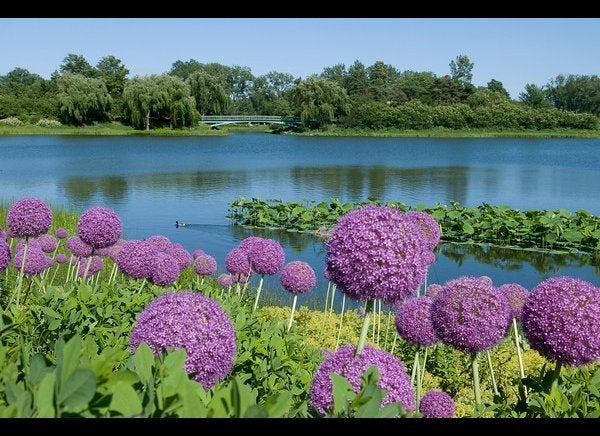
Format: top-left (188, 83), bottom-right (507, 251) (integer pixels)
top-left (200, 115), bottom-right (301, 127)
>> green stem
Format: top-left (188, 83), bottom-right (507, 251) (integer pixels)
top-left (390, 332), bottom-right (398, 355)
top-left (81, 255), bottom-right (93, 282)
top-left (487, 349), bottom-right (499, 396)
top-left (383, 310), bottom-right (392, 351)
top-left (319, 282), bottom-right (331, 340)
top-left (472, 353), bottom-right (482, 409)
top-left (513, 318), bottom-right (528, 397)
top-left (420, 347), bottom-right (429, 387)
top-left (376, 299), bottom-right (382, 346)
top-left (415, 349), bottom-right (423, 410)
top-left (550, 361), bottom-right (562, 392)
top-left (48, 264), bottom-right (60, 288)
top-left (355, 300), bottom-right (373, 356)
top-left (335, 294), bottom-right (346, 348)
top-left (411, 350), bottom-right (419, 385)
top-left (324, 281), bottom-right (331, 313)
top-left (252, 275), bottom-right (264, 313)
top-left (329, 284), bottom-right (336, 316)
top-left (287, 294), bottom-right (298, 332)
top-left (14, 239), bottom-right (28, 307)
top-left (65, 255), bottom-right (73, 286)
top-left (137, 278), bottom-right (146, 294)
top-left (107, 262), bottom-right (118, 286)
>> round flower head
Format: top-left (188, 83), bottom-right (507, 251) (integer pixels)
top-left (310, 344), bottom-right (415, 416)
top-left (146, 235), bottom-right (172, 252)
top-left (13, 244), bottom-right (52, 276)
top-left (497, 283), bottom-right (528, 322)
top-left (325, 205), bottom-right (429, 306)
top-left (404, 210), bottom-right (441, 250)
top-left (431, 276), bottom-right (511, 354)
top-left (236, 274), bottom-right (249, 284)
top-left (35, 234), bottom-right (58, 253)
top-left (15, 238), bottom-right (41, 253)
top-left (0, 226), bottom-right (6, 241)
top-left (55, 227), bottom-right (68, 239)
top-left (238, 236), bottom-right (263, 254)
top-left (193, 254), bottom-right (217, 277)
top-left (130, 291), bottom-right (237, 390)
top-left (425, 283), bottom-right (443, 298)
top-left (150, 252), bottom-right (180, 286)
top-left (66, 236), bottom-right (93, 258)
top-left (225, 247), bottom-right (251, 276)
top-left (395, 296), bottom-right (439, 347)
top-left (55, 253), bottom-right (68, 264)
top-left (78, 256), bottom-right (104, 279)
top-left (116, 240), bottom-right (159, 280)
top-left (280, 261), bottom-right (316, 294)
top-left (192, 248), bottom-right (205, 259)
top-left (522, 276), bottom-right (600, 366)
top-left (77, 207), bottom-right (122, 249)
top-left (217, 273), bottom-right (234, 288)
top-left (104, 239), bottom-right (124, 261)
top-left (0, 239), bottom-right (11, 273)
top-left (248, 238), bottom-right (285, 275)
top-left (167, 243), bottom-right (191, 272)
top-left (419, 390), bottom-right (455, 418)
top-left (6, 198), bottom-right (52, 238)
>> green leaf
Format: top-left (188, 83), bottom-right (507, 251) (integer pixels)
top-left (163, 348), bottom-right (187, 373)
top-left (29, 354), bottom-right (51, 386)
top-left (133, 343), bottom-right (155, 386)
top-left (263, 390), bottom-right (293, 418)
top-left (180, 380), bottom-right (206, 418)
top-left (462, 221), bottom-right (475, 235)
top-left (58, 368), bottom-right (96, 411)
top-left (330, 373), bottom-right (354, 415)
top-left (109, 381), bottom-right (143, 417)
top-left (57, 336), bottom-right (82, 393)
top-left (35, 372), bottom-right (56, 418)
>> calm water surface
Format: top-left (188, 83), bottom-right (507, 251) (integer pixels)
top-left (1, 133), bottom-right (599, 309)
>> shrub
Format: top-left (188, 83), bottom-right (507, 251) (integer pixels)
top-left (0, 116), bottom-right (24, 126)
top-left (35, 118), bottom-right (62, 127)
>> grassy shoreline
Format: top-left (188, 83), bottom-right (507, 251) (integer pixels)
top-left (2, 121), bottom-right (600, 138)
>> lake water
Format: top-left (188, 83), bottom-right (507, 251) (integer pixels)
top-left (1, 133), bottom-right (599, 310)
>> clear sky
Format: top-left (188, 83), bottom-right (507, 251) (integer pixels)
top-left (1, 18), bottom-right (599, 99)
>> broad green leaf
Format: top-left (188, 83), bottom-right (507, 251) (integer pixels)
top-left (35, 372), bottom-right (56, 418)
top-left (180, 380), bottom-right (206, 418)
top-left (57, 335), bottom-right (82, 393)
top-left (59, 368), bottom-right (96, 411)
top-left (29, 354), bottom-right (51, 386)
top-left (133, 343), bottom-right (154, 386)
top-left (263, 390), bottom-right (292, 418)
top-left (109, 381), bottom-right (143, 417)
top-left (462, 221), bottom-right (475, 235)
top-left (330, 373), bottom-right (354, 415)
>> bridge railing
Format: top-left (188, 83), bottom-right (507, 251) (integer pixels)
top-left (201, 115), bottom-right (285, 122)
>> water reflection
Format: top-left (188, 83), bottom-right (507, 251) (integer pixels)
top-left (62, 176), bottom-right (129, 204)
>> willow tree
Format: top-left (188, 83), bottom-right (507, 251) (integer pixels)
top-left (187, 71), bottom-right (230, 115)
top-left (56, 72), bottom-right (112, 125)
top-left (123, 75), bottom-right (196, 130)
top-left (290, 76), bottom-right (350, 128)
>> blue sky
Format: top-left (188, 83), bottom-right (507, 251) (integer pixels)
top-left (1, 18), bottom-right (599, 99)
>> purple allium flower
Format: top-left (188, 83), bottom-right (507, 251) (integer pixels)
top-left (15, 238), bottom-right (41, 253)
top-left (358, 306), bottom-right (366, 317)
top-left (225, 247), bottom-right (251, 276)
top-left (150, 252), bottom-right (180, 286)
top-left (116, 240), bottom-right (159, 280)
top-left (0, 226), bottom-right (6, 241)
top-left (193, 254), bottom-right (217, 277)
top-left (66, 236), bottom-right (93, 258)
top-left (280, 261), bottom-right (316, 294)
top-left (0, 239), bottom-right (10, 273)
top-left (168, 243), bottom-right (191, 272)
top-left (404, 211), bottom-right (441, 250)
top-left (248, 238), bottom-right (285, 275)
top-left (238, 236), bottom-right (263, 254)
top-left (192, 248), bottom-right (205, 259)
top-left (35, 234), bottom-right (58, 253)
top-left (6, 228), bottom-right (17, 238)
top-left (55, 253), bottom-right (68, 264)
top-left (78, 256), bottom-right (104, 279)
top-left (425, 284), bottom-right (443, 298)
top-left (323, 266), bottom-right (331, 281)
top-left (6, 198), bottom-right (52, 238)
top-left (395, 296), bottom-right (439, 347)
top-left (55, 227), bottom-right (68, 239)
top-left (77, 206), bottom-right (122, 249)
top-left (146, 235), bottom-right (172, 252)
top-left (498, 283), bottom-right (528, 322)
top-left (310, 344), bottom-right (415, 416)
top-left (236, 274), bottom-right (249, 284)
top-left (325, 205), bottom-right (429, 306)
top-left (13, 243), bottom-right (52, 275)
top-left (522, 276), bottom-right (600, 366)
top-left (70, 255), bottom-right (79, 266)
top-left (431, 276), bottom-right (511, 354)
top-left (217, 273), bottom-right (234, 288)
top-left (419, 390), bottom-right (455, 418)
top-left (130, 291), bottom-right (237, 390)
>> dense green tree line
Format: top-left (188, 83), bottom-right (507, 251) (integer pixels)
top-left (0, 53), bottom-right (599, 130)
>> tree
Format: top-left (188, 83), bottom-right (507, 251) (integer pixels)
top-left (123, 75), bottom-right (196, 130)
top-left (187, 71), bottom-right (230, 115)
top-left (394, 70), bottom-right (437, 103)
top-left (345, 60), bottom-right (370, 103)
top-left (466, 88), bottom-right (510, 107)
top-left (169, 59), bottom-right (203, 80)
top-left (320, 63), bottom-right (347, 87)
top-left (96, 55), bottom-right (129, 97)
top-left (56, 73), bottom-right (112, 125)
top-left (290, 77), bottom-right (350, 128)
top-left (449, 55), bottom-right (474, 85)
top-left (547, 74), bottom-right (600, 115)
top-left (430, 75), bottom-right (472, 104)
top-left (486, 79), bottom-right (510, 99)
top-left (59, 54), bottom-right (98, 78)
top-left (519, 83), bottom-right (552, 109)
top-left (367, 61), bottom-right (399, 102)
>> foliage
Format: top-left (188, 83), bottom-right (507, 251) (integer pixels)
top-left (187, 71), bottom-right (230, 115)
top-left (290, 77), bottom-right (351, 128)
top-left (547, 74), bottom-right (600, 116)
top-left (449, 54), bottom-right (474, 85)
top-left (35, 118), bottom-right (62, 128)
top-left (56, 73), bottom-right (112, 125)
top-left (0, 116), bottom-right (24, 126)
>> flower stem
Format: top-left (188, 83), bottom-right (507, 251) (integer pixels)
top-left (390, 332), bottom-right (398, 354)
top-left (355, 300), bottom-right (373, 356)
top-left (318, 282), bottom-right (331, 340)
top-left (14, 239), bottom-right (28, 307)
top-left (472, 353), bottom-right (482, 409)
top-left (383, 310), bottom-right (392, 350)
top-left (416, 349), bottom-right (423, 410)
top-left (550, 361), bottom-right (562, 392)
top-left (335, 294), bottom-right (346, 348)
top-left (287, 294), bottom-right (298, 332)
top-left (376, 299), bottom-right (382, 346)
top-left (329, 284), bottom-right (336, 316)
top-left (82, 255), bottom-right (93, 282)
top-left (252, 275), bottom-right (264, 313)
top-left (486, 349), bottom-right (499, 396)
top-left (513, 318), bottom-right (528, 397)
top-left (411, 350), bottom-right (419, 385)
